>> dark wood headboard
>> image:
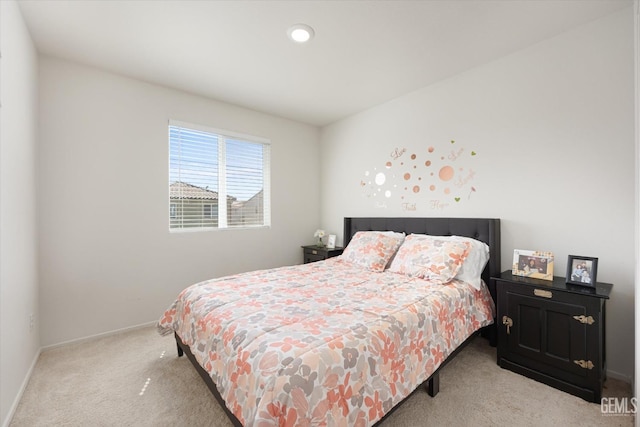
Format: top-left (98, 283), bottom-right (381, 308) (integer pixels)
top-left (343, 217), bottom-right (501, 290)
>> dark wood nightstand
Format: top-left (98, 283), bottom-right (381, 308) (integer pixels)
top-left (301, 245), bottom-right (343, 264)
top-left (493, 271), bottom-right (612, 403)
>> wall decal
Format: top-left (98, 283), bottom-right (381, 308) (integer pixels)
top-left (360, 140), bottom-right (478, 210)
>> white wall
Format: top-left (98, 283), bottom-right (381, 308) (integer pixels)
top-left (38, 57), bottom-right (320, 347)
top-left (321, 8), bottom-right (635, 381)
top-left (0, 1), bottom-right (40, 425)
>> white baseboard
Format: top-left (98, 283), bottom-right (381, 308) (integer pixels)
top-left (607, 368), bottom-right (634, 386)
top-left (41, 320), bottom-right (157, 351)
top-left (1, 348), bottom-right (41, 427)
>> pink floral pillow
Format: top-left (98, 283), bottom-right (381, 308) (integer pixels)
top-left (388, 234), bottom-right (471, 282)
top-left (339, 231), bottom-right (404, 272)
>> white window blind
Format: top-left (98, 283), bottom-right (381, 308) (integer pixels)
top-left (169, 121), bottom-right (271, 231)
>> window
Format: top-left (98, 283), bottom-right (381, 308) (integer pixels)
top-left (169, 121), bottom-right (270, 230)
top-left (203, 204), bottom-right (214, 219)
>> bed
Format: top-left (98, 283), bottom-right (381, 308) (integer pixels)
top-left (158, 217), bottom-right (501, 426)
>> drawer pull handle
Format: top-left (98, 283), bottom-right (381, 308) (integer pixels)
top-left (574, 359), bottom-right (595, 370)
top-left (573, 315), bottom-right (595, 325)
top-left (534, 289), bottom-right (552, 299)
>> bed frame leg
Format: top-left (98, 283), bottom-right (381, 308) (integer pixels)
top-left (427, 373), bottom-right (440, 397)
top-left (176, 338), bottom-right (184, 357)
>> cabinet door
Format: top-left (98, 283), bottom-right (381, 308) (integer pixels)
top-left (504, 291), bottom-right (588, 377)
top-left (497, 281), bottom-right (604, 386)
top-left (496, 279), bottom-right (606, 402)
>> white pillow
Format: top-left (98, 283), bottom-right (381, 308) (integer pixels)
top-left (450, 236), bottom-right (490, 290)
top-left (380, 231), bottom-right (406, 240)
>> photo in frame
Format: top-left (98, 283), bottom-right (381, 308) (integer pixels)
top-left (566, 255), bottom-right (598, 287)
top-left (512, 249), bottom-right (554, 281)
top-left (327, 234), bottom-right (336, 249)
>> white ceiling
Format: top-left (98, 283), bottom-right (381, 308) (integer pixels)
top-left (17, 0), bottom-right (632, 127)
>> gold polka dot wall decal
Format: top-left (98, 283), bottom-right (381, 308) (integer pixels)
top-left (363, 140), bottom-right (477, 210)
top-left (439, 165), bottom-right (454, 181)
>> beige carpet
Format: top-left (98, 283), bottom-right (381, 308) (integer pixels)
top-left (9, 326), bottom-right (633, 427)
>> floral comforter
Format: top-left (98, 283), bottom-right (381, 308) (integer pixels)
top-left (157, 258), bottom-right (495, 426)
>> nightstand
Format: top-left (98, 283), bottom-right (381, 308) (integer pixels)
top-left (301, 245), bottom-right (343, 264)
top-left (493, 271), bottom-right (612, 402)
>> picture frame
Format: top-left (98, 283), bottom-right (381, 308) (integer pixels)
top-left (566, 255), bottom-right (598, 287)
top-left (327, 234), bottom-right (336, 249)
top-left (512, 249), bottom-right (554, 281)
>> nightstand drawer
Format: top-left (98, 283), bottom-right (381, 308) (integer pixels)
top-left (301, 245), bottom-right (343, 264)
top-left (304, 252), bottom-right (326, 263)
top-left (304, 247), bottom-right (322, 256)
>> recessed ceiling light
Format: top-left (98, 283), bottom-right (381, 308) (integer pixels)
top-left (287, 24), bottom-right (315, 43)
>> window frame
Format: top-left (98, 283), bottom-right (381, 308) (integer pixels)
top-left (168, 120), bottom-right (271, 232)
